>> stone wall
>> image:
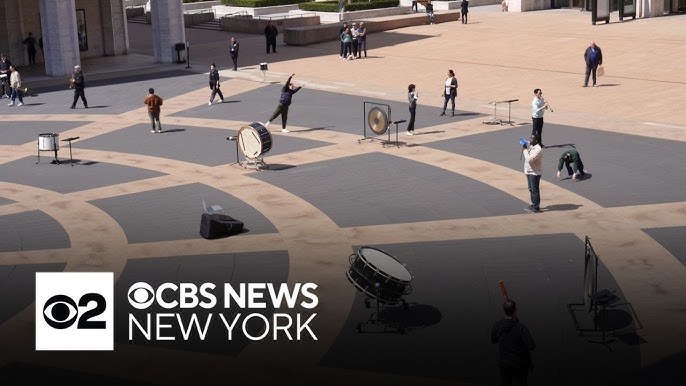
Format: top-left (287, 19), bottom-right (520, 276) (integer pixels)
top-left (220, 15), bottom-right (321, 34)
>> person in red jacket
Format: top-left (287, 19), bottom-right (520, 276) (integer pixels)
top-left (144, 88), bottom-right (164, 133)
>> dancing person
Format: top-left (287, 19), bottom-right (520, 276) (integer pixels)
top-left (264, 21), bottom-right (278, 54)
top-left (440, 69), bottom-right (458, 116)
top-left (491, 299), bottom-right (536, 386)
top-left (583, 41), bottom-right (603, 87)
top-left (208, 63), bottom-right (224, 105)
top-left (0, 53), bottom-right (11, 98)
top-left (8, 65), bottom-right (23, 106)
top-left (530, 88), bottom-right (548, 146)
top-left (70, 65), bottom-right (88, 109)
top-left (557, 149), bottom-right (586, 180)
top-left (407, 84), bottom-right (418, 136)
top-left (265, 73), bottom-right (302, 133)
top-left (144, 88), bottom-right (164, 133)
top-left (23, 32), bottom-right (38, 65)
top-left (522, 135), bottom-right (543, 213)
top-left (461, 0), bottom-right (469, 24)
top-left (229, 37), bottom-right (239, 71)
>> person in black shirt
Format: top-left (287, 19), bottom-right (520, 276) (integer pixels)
top-left (426, 0), bottom-right (435, 25)
top-left (229, 37), bottom-right (239, 71)
top-left (460, 0), bottom-right (469, 24)
top-left (70, 65), bottom-right (88, 109)
top-left (208, 63), bottom-right (224, 105)
top-left (0, 53), bottom-right (11, 98)
top-left (265, 74), bottom-right (301, 133)
top-left (491, 299), bottom-right (536, 386)
top-left (23, 32), bottom-right (38, 65)
top-left (264, 21), bottom-right (278, 54)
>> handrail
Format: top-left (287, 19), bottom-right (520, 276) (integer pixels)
top-left (254, 12), bottom-right (318, 20)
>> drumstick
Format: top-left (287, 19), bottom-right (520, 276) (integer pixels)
top-left (498, 280), bottom-right (510, 300)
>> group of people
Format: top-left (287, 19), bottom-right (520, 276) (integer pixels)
top-left (1, 54), bottom-right (24, 106)
top-left (339, 22), bottom-right (368, 60)
top-left (412, 0), bottom-right (470, 24)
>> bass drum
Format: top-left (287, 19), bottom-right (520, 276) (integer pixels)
top-left (238, 122), bottom-right (272, 159)
top-left (346, 246), bottom-right (413, 305)
top-left (38, 133), bottom-right (60, 151)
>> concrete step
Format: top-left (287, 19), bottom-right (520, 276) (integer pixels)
top-left (189, 20), bottom-right (222, 30)
top-left (127, 15), bottom-right (148, 24)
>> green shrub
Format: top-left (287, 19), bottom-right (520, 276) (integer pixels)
top-left (299, 0), bottom-right (399, 12)
top-left (221, 0), bottom-right (304, 6)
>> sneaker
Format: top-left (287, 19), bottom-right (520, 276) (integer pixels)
top-left (220, 99), bottom-right (224, 103)
top-left (451, 112), bottom-right (455, 117)
top-left (157, 130), bottom-right (162, 133)
top-left (7, 101), bottom-right (13, 106)
top-left (70, 106), bottom-right (75, 109)
top-left (17, 102), bottom-right (23, 106)
top-left (406, 131), bottom-right (413, 136)
top-left (524, 207), bottom-right (540, 214)
top-left (439, 112), bottom-right (445, 116)
top-left (281, 129), bottom-right (290, 133)
top-left (208, 101), bottom-right (212, 106)
top-left (151, 129), bottom-right (156, 133)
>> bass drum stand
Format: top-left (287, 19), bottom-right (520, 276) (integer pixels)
top-left (243, 155), bottom-right (269, 171)
top-left (356, 285), bottom-right (410, 334)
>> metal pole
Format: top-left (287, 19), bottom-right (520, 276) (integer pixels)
top-left (185, 41), bottom-right (191, 69)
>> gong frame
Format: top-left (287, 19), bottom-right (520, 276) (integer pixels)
top-left (360, 102), bottom-right (399, 148)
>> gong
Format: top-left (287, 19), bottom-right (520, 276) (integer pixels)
top-left (367, 107), bottom-right (389, 135)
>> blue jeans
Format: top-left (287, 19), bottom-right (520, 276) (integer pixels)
top-left (442, 94), bottom-right (455, 114)
top-left (11, 87), bottom-right (23, 103)
top-left (526, 174), bottom-right (541, 210)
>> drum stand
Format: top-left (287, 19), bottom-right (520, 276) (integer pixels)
top-left (356, 289), bottom-right (409, 334)
top-left (243, 155), bottom-right (269, 171)
top-left (36, 140), bottom-right (60, 165)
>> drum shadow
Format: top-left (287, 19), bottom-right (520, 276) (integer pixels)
top-left (80, 161), bottom-right (99, 166)
top-left (357, 303), bottom-right (442, 334)
top-left (263, 163), bottom-right (296, 171)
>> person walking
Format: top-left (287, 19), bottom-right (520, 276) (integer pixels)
top-left (440, 69), bottom-right (458, 116)
top-left (556, 148), bottom-right (586, 180)
top-left (522, 135), bottom-right (543, 213)
top-left (530, 88), bottom-right (549, 146)
top-left (264, 21), bottom-right (278, 54)
top-left (8, 65), bottom-right (23, 106)
top-left (407, 84), bottom-right (418, 136)
top-left (265, 73), bottom-right (302, 133)
top-left (23, 33), bottom-right (38, 65)
top-left (229, 37), bottom-right (239, 71)
top-left (491, 299), bottom-right (536, 386)
top-left (460, 0), bottom-right (469, 24)
top-left (583, 41), bottom-right (603, 87)
top-left (70, 65), bottom-right (88, 109)
top-left (144, 88), bottom-right (163, 133)
top-left (208, 63), bottom-right (224, 105)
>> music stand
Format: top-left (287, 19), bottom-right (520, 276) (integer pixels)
top-left (483, 99), bottom-right (518, 126)
top-left (227, 136), bottom-right (241, 167)
top-left (61, 137), bottom-right (80, 166)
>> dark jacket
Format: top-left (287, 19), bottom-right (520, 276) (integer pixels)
top-left (209, 69), bottom-right (220, 86)
top-left (557, 149), bottom-right (583, 173)
top-left (584, 45), bottom-right (603, 67)
top-left (444, 77), bottom-right (458, 97)
top-left (278, 75), bottom-right (301, 107)
top-left (73, 72), bottom-right (85, 90)
top-left (229, 41), bottom-right (239, 55)
top-left (461, 0), bottom-right (469, 13)
top-left (264, 25), bottom-right (278, 39)
top-left (491, 317), bottom-right (536, 368)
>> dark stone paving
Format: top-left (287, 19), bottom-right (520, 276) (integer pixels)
top-left (115, 251), bottom-right (289, 356)
top-left (5, 71), bottom-right (211, 116)
top-left (88, 183), bottom-right (277, 244)
top-left (249, 152), bottom-right (526, 228)
top-left (0, 262), bottom-right (66, 325)
top-left (0, 121), bottom-right (92, 146)
top-left (0, 196), bottom-right (14, 206)
top-left (0, 156), bottom-right (166, 194)
top-left (0, 210), bottom-right (70, 252)
top-left (171, 84), bottom-right (483, 135)
top-left (75, 123), bottom-right (333, 167)
top-left (424, 123), bottom-right (686, 207)
top-left (321, 234), bottom-right (639, 386)
top-left (0, 363), bottom-right (159, 386)
top-left (643, 226), bottom-right (686, 270)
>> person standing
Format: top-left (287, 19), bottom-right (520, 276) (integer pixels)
top-left (23, 33), bottom-right (38, 65)
top-left (556, 149), bottom-right (586, 180)
top-left (440, 69), bottom-right (458, 116)
top-left (460, 0), bottom-right (469, 24)
top-left (229, 37), bottom-right (239, 71)
top-left (70, 65), bottom-right (88, 109)
top-left (264, 21), bottom-right (278, 54)
top-left (357, 22), bottom-right (368, 59)
top-left (265, 73), bottom-right (302, 133)
top-left (208, 63), bottom-right (224, 105)
top-left (340, 28), bottom-right (353, 60)
top-left (8, 65), bottom-right (23, 106)
top-left (338, 22), bottom-right (348, 59)
top-left (144, 88), bottom-right (163, 133)
top-left (412, 0), bottom-right (418, 12)
top-left (351, 23), bottom-right (360, 59)
top-left (491, 299), bottom-right (536, 385)
top-left (522, 135), bottom-right (543, 213)
top-left (530, 88), bottom-right (548, 146)
top-left (0, 54), bottom-right (11, 98)
top-left (426, 0), bottom-right (435, 24)
top-left (583, 41), bottom-right (603, 87)
top-left (407, 84), bottom-right (418, 136)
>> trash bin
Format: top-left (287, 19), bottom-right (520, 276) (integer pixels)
top-left (175, 42), bottom-right (186, 64)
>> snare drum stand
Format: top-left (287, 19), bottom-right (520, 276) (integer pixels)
top-left (243, 155), bottom-right (269, 171)
top-left (36, 137), bottom-right (60, 165)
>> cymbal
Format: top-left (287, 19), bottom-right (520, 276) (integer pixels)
top-left (367, 107), bottom-right (388, 135)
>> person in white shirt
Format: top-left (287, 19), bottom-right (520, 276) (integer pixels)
top-left (530, 88), bottom-right (549, 146)
top-left (8, 65), bottom-right (23, 106)
top-left (407, 83), bottom-right (418, 135)
top-left (440, 69), bottom-right (458, 116)
top-left (522, 135), bottom-right (543, 213)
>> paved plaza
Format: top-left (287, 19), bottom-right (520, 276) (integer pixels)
top-left (1, 7), bottom-right (685, 386)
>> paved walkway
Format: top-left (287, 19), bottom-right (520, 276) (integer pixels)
top-left (1, 8), bottom-right (685, 386)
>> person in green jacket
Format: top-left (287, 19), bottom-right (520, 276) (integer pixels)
top-left (556, 149), bottom-right (586, 180)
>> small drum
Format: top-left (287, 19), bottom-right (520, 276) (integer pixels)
top-left (259, 62), bottom-right (268, 71)
top-left (238, 122), bottom-right (272, 159)
top-left (38, 133), bottom-right (60, 151)
top-left (346, 246), bottom-right (412, 305)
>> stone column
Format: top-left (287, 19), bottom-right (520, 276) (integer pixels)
top-left (637, 0), bottom-right (664, 17)
top-left (100, 0), bottom-right (129, 56)
top-left (150, 0), bottom-right (186, 63)
top-left (39, 0), bottom-right (80, 77)
top-left (0, 0), bottom-right (25, 65)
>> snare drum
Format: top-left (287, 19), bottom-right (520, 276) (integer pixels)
top-left (238, 122), bottom-right (272, 159)
top-left (346, 246), bottom-right (413, 305)
top-left (259, 62), bottom-right (269, 71)
top-left (38, 133), bottom-right (60, 151)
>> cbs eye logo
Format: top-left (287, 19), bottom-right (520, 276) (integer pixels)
top-left (127, 282), bottom-right (155, 309)
top-left (42, 293), bottom-right (107, 329)
top-left (35, 272), bottom-right (114, 351)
